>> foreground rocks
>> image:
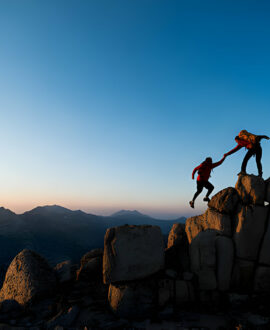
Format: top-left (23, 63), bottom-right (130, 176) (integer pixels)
top-left (0, 249), bottom-right (56, 306)
top-left (103, 225), bottom-right (164, 283)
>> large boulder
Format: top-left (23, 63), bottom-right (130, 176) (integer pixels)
top-left (233, 205), bottom-right (268, 261)
top-left (208, 187), bottom-right (240, 214)
top-left (166, 223), bottom-right (189, 272)
top-left (235, 174), bottom-right (265, 205)
top-left (215, 236), bottom-right (234, 291)
top-left (190, 231), bottom-right (217, 290)
top-left (259, 214), bottom-right (270, 265)
top-left (0, 249), bottom-right (56, 306)
top-left (185, 210), bottom-right (232, 244)
top-left (103, 225), bottom-right (164, 284)
top-left (108, 280), bottom-right (156, 319)
top-left (254, 266), bottom-right (270, 293)
top-left (185, 214), bottom-right (204, 243)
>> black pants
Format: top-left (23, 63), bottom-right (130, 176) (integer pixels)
top-left (192, 180), bottom-right (214, 202)
top-left (241, 143), bottom-right (262, 175)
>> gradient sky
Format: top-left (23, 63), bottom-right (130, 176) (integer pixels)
top-left (0, 1), bottom-right (270, 218)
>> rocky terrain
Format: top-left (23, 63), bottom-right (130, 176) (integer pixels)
top-left (0, 174), bottom-right (270, 329)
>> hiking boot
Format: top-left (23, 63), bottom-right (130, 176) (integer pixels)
top-left (189, 201), bottom-right (194, 208)
top-left (203, 197), bottom-right (210, 202)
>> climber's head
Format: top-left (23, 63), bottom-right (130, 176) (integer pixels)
top-left (205, 157), bottom-right (212, 164)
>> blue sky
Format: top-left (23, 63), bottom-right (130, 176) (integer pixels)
top-left (0, 1), bottom-right (270, 218)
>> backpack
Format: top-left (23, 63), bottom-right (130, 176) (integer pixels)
top-left (239, 130), bottom-right (258, 145)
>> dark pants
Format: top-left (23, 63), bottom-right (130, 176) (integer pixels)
top-left (192, 180), bottom-right (214, 202)
top-left (241, 143), bottom-right (262, 175)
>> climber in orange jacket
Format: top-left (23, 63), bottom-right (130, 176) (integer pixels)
top-left (189, 155), bottom-right (226, 208)
top-left (224, 132), bottom-right (269, 177)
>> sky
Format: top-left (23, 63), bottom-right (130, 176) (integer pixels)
top-left (0, 0), bottom-right (270, 218)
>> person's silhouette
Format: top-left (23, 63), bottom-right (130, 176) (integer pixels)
top-left (189, 155), bottom-right (226, 208)
top-left (224, 131), bottom-right (269, 177)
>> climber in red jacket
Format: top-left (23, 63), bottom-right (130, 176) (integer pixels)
top-left (189, 155), bottom-right (226, 208)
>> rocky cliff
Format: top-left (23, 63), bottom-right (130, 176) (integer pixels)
top-left (0, 174), bottom-right (270, 328)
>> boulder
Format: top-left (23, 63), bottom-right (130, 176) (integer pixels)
top-left (235, 174), bottom-right (265, 205)
top-left (259, 214), bottom-right (270, 265)
top-left (254, 266), bottom-right (270, 293)
top-left (231, 259), bottom-right (255, 292)
top-left (233, 205), bottom-right (268, 261)
top-left (167, 223), bottom-right (187, 248)
top-left (215, 236), bottom-right (234, 291)
top-left (54, 260), bottom-right (74, 284)
top-left (203, 209), bottom-right (232, 236)
top-left (77, 249), bottom-right (103, 281)
top-left (166, 223), bottom-right (189, 272)
top-left (185, 210), bottom-right (232, 244)
top-left (76, 257), bottom-right (102, 281)
top-left (0, 249), bottom-right (56, 306)
top-left (185, 214), bottom-right (205, 243)
top-left (103, 225), bottom-right (164, 284)
top-left (208, 187), bottom-right (240, 214)
top-left (190, 231), bottom-right (217, 290)
top-left (108, 281), bottom-right (156, 319)
top-left (80, 249), bottom-right (103, 266)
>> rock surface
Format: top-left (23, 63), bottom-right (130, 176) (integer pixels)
top-left (0, 249), bottom-right (56, 306)
top-left (215, 236), bottom-right (234, 291)
top-left (231, 259), bottom-right (255, 292)
top-left (234, 205), bottom-right (268, 260)
top-left (190, 231), bottom-right (217, 290)
top-left (204, 209), bottom-right (232, 236)
top-left (235, 174), bottom-right (265, 205)
top-left (103, 225), bottom-right (164, 284)
top-left (54, 260), bottom-right (74, 283)
top-left (166, 223), bottom-right (189, 272)
top-left (258, 215), bottom-right (270, 265)
top-left (185, 214), bottom-right (205, 243)
top-left (208, 187), bottom-right (239, 214)
top-left (265, 178), bottom-right (270, 203)
top-left (254, 266), bottom-right (270, 293)
top-left (108, 281), bottom-right (156, 319)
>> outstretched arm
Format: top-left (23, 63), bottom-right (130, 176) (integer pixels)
top-left (212, 155), bottom-right (226, 168)
top-left (257, 135), bottom-right (270, 142)
top-left (224, 144), bottom-right (242, 157)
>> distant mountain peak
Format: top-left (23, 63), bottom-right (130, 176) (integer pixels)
top-left (0, 206), bottom-right (18, 216)
top-left (25, 205), bottom-right (73, 215)
top-left (110, 210), bottom-right (150, 218)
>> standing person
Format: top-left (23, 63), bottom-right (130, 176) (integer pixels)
top-left (224, 130), bottom-right (269, 177)
top-left (189, 155), bottom-right (226, 208)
